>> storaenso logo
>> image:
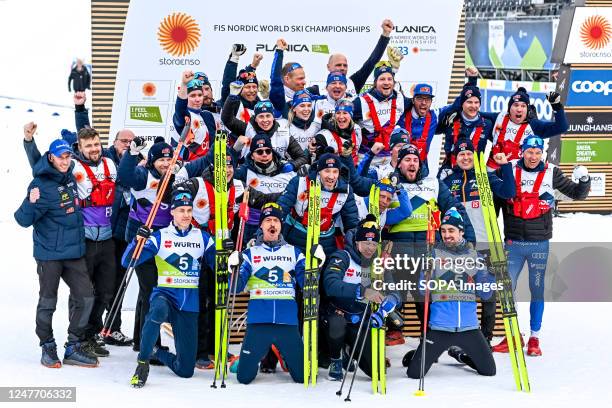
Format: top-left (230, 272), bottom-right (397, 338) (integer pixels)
top-left (571, 80), bottom-right (612, 95)
top-left (157, 12), bottom-right (201, 66)
top-left (394, 25), bottom-right (436, 33)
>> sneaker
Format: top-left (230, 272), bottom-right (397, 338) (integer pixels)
top-left (63, 342), bottom-right (99, 367)
top-left (402, 350), bottom-right (416, 367)
top-left (448, 346), bottom-right (466, 364)
top-left (385, 330), bottom-right (406, 346)
top-left (131, 360), bottom-right (150, 388)
top-left (94, 333), bottom-right (106, 346)
top-left (328, 358), bottom-right (343, 381)
top-left (41, 341), bottom-right (61, 368)
top-left (82, 338), bottom-right (110, 357)
top-left (229, 357), bottom-right (240, 374)
top-left (103, 331), bottom-right (134, 347)
top-left (195, 356), bottom-right (214, 370)
top-left (491, 335), bottom-right (525, 353)
top-left (527, 337), bottom-right (542, 357)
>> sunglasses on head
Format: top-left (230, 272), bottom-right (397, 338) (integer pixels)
top-left (194, 72), bottom-right (208, 81)
top-left (187, 79), bottom-right (203, 88)
top-left (174, 192), bottom-right (193, 201)
top-left (375, 61), bottom-right (392, 68)
top-left (255, 101), bottom-right (273, 109)
top-left (239, 71), bottom-right (257, 80)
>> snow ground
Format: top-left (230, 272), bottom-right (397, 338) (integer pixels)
top-left (1, 98), bottom-right (611, 407)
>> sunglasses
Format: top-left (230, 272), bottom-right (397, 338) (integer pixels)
top-left (174, 192), bottom-right (193, 201)
top-left (375, 61), bottom-right (392, 68)
top-left (194, 72), bottom-right (208, 81)
top-left (255, 101), bottom-right (273, 110)
top-left (239, 71), bottom-right (257, 80)
top-left (187, 79), bottom-right (203, 88)
top-left (253, 148), bottom-right (272, 155)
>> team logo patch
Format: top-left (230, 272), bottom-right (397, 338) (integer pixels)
top-left (253, 255), bottom-right (261, 263)
top-left (472, 201), bottom-right (480, 208)
top-left (164, 240), bottom-right (172, 248)
top-left (346, 268), bottom-right (355, 277)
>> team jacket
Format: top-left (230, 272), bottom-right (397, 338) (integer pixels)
top-left (424, 240), bottom-right (495, 332)
top-left (172, 98), bottom-right (218, 160)
top-left (123, 223), bottom-right (215, 312)
top-left (235, 236), bottom-right (305, 325)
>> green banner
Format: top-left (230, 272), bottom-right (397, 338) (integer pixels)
top-left (130, 106), bottom-right (163, 123)
top-left (561, 140), bottom-right (612, 163)
top-left (311, 44), bottom-right (329, 54)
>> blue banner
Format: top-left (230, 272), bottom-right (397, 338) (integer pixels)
top-left (566, 69), bottom-right (612, 107)
top-left (481, 89), bottom-right (553, 121)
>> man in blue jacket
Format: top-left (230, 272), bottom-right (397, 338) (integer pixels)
top-left (15, 139), bottom-right (98, 368)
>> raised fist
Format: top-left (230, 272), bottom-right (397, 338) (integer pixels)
top-left (23, 122), bottom-right (37, 141)
top-left (276, 38), bottom-right (288, 51)
top-left (182, 70), bottom-right (195, 85)
top-left (381, 19), bottom-right (394, 37)
top-left (251, 53), bottom-right (263, 68)
top-left (29, 187), bottom-right (40, 204)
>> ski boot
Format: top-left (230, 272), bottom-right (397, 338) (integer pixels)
top-left (131, 360), bottom-right (150, 388)
top-left (328, 358), bottom-right (343, 381)
top-left (63, 342), bottom-right (99, 367)
top-left (41, 341), bottom-right (61, 368)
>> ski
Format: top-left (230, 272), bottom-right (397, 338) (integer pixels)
top-left (474, 151), bottom-right (531, 392)
top-left (213, 130), bottom-right (230, 381)
top-left (368, 185), bottom-right (386, 394)
top-left (304, 178), bottom-right (321, 387)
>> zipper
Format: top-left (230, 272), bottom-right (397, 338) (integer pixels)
top-left (457, 301), bottom-right (461, 329)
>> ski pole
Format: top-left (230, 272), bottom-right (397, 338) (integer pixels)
top-left (101, 117), bottom-right (191, 337)
top-left (344, 309), bottom-right (373, 403)
top-left (336, 302), bottom-right (370, 398)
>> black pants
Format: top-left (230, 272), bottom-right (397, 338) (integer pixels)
top-left (325, 313), bottom-right (372, 377)
top-left (106, 237), bottom-right (128, 332)
top-left (196, 264), bottom-right (215, 359)
top-left (84, 239), bottom-right (116, 338)
top-left (406, 329), bottom-right (496, 378)
top-left (480, 297), bottom-right (497, 341)
top-left (36, 258), bottom-right (94, 345)
top-left (133, 257), bottom-right (161, 347)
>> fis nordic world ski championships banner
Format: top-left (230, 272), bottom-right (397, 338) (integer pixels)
top-left (109, 0), bottom-right (464, 143)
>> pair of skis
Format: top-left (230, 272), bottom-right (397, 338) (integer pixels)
top-left (304, 179), bottom-right (322, 387)
top-left (368, 185), bottom-right (386, 395)
top-left (473, 152), bottom-right (531, 392)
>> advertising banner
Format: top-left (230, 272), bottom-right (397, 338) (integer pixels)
top-left (565, 111), bottom-right (612, 135)
top-left (565, 69), bottom-right (612, 107)
top-left (109, 0), bottom-right (464, 143)
top-left (561, 140), bottom-right (612, 163)
top-left (564, 7), bottom-right (612, 64)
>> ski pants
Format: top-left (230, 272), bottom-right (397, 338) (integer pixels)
top-left (406, 329), bottom-right (496, 378)
top-left (196, 262), bottom-right (215, 359)
top-left (105, 237), bottom-right (128, 332)
top-left (324, 313), bottom-right (373, 377)
top-left (506, 239), bottom-right (549, 332)
top-left (237, 323), bottom-right (304, 384)
top-left (139, 294), bottom-right (198, 378)
top-left (35, 258), bottom-right (94, 345)
top-left (84, 238), bottom-right (116, 339)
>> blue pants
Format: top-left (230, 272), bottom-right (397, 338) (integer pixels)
top-left (505, 240), bottom-right (549, 332)
top-left (139, 294), bottom-right (198, 378)
top-left (237, 323), bottom-right (303, 384)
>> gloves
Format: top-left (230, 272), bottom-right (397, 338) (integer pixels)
top-left (136, 225), bottom-right (152, 240)
top-left (130, 136), bottom-right (146, 155)
top-left (340, 140), bottom-right (353, 158)
top-left (370, 296), bottom-right (398, 328)
top-left (444, 111), bottom-right (458, 128)
top-left (229, 44), bottom-right (247, 63)
top-left (358, 287), bottom-right (384, 303)
top-left (228, 251), bottom-right (241, 268)
top-left (171, 162), bottom-right (182, 175)
top-left (222, 238), bottom-right (235, 251)
top-left (258, 79), bottom-right (270, 100)
top-left (310, 244), bottom-right (326, 265)
top-left (527, 104), bottom-right (538, 121)
top-left (390, 173), bottom-right (399, 188)
top-left (572, 165), bottom-right (589, 182)
top-left (387, 46), bottom-right (404, 71)
top-left (547, 91), bottom-right (563, 111)
top-left (439, 168), bottom-right (453, 180)
top-left (229, 81), bottom-right (244, 97)
top-left (281, 162), bottom-right (295, 173)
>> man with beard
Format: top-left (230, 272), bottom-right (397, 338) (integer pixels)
top-left (23, 125), bottom-right (118, 358)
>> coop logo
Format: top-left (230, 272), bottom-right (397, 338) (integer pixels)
top-left (571, 80), bottom-right (612, 96)
top-left (158, 12), bottom-right (202, 66)
top-left (580, 15), bottom-right (611, 50)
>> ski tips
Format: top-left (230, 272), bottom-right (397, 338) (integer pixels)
top-left (414, 390), bottom-right (426, 397)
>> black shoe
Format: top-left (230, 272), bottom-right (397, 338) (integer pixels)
top-left (63, 342), bottom-right (99, 367)
top-left (104, 331), bottom-right (134, 347)
top-left (82, 338), bottom-right (110, 357)
top-left (448, 346), bottom-right (467, 364)
top-left (131, 360), bottom-right (150, 388)
top-left (402, 350), bottom-right (416, 367)
top-left (41, 341), bottom-right (61, 368)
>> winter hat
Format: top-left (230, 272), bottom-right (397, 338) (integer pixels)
top-left (521, 135), bottom-right (544, 152)
top-left (355, 214), bottom-right (380, 242)
top-left (441, 207), bottom-right (464, 231)
top-left (61, 129), bottom-right (77, 146)
top-left (237, 69), bottom-right (258, 85)
top-left (147, 137), bottom-right (174, 163)
top-left (376, 178), bottom-right (396, 195)
top-left (49, 138), bottom-right (74, 157)
top-left (396, 143), bottom-right (420, 164)
top-left (390, 128), bottom-right (410, 149)
top-left (453, 138), bottom-right (475, 156)
top-left (254, 100), bottom-right (274, 116)
top-left (259, 203), bottom-right (283, 225)
top-left (373, 62), bottom-right (395, 81)
top-left (459, 86), bottom-right (482, 106)
top-left (171, 187), bottom-right (194, 209)
top-left (334, 98), bottom-right (354, 116)
top-left (508, 87), bottom-right (530, 111)
top-left (317, 151), bottom-right (342, 171)
top-left (186, 79), bottom-right (203, 94)
top-left (413, 83), bottom-right (434, 98)
top-left (327, 71), bottom-right (348, 86)
top-left (194, 71), bottom-right (211, 87)
top-left (250, 133), bottom-right (273, 154)
top-left (292, 90), bottom-right (312, 107)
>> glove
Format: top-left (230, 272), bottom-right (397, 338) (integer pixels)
top-left (136, 225), bottom-right (152, 240)
top-left (547, 91), bottom-right (563, 111)
top-left (310, 244), bottom-right (326, 265)
top-left (228, 251), bottom-right (241, 268)
top-left (390, 172), bottom-right (399, 188)
top-left (130, 136), bottom-right (146, 155)
top-left (229, 44), bottom-right (247, 63)
top-left (340, 140), bottom-right (353, 158)
top-left (439, 167), bottom-right (453, 180)
top-left (370, 296), bottom-right (398, 328)
top-left (222, 238), bottom-right (235, 251)
top-left (281, 162), bottom-right (295, 173)
top-left (572, 165), bottom-right (589, 182)
top-left (359, 287), bottom-right (384, 303)
top-left (258, 79), bottom-right (270, 100)
top-left (229, 81), bottom-right (244, 97)
top-left (387, 46), bottom-right (404, 71)
top-left (171, 162), bottom-right (182, 175)
top-left (444, 111), bottom-right (458, 128)
top-left (527, 104), bottom-right (538, 121)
